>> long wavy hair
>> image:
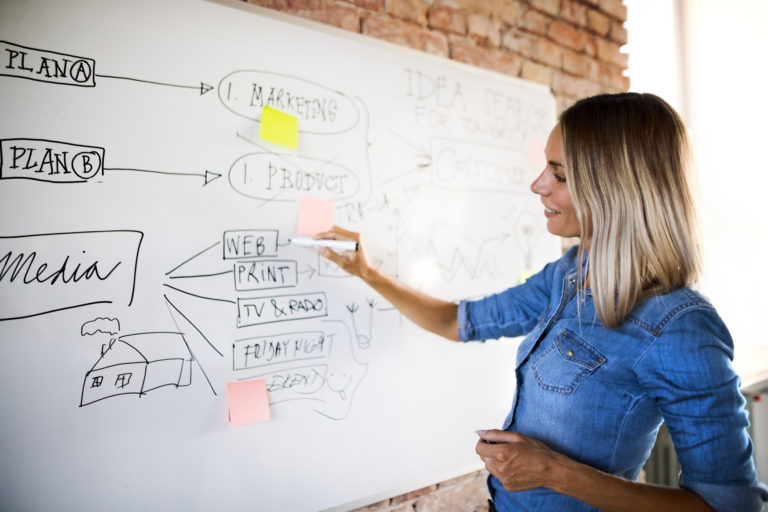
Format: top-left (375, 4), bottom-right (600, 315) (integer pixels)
top-left (559, 93), bottom-right (701, 328)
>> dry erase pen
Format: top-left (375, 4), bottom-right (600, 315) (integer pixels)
top-left (289, 236), bottom-right (359, 251)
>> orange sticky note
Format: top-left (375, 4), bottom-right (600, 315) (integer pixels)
top-left (297, 196), bottom-right (334, 236)
top-left (227, 379), bottom-right (270, 426)
top-left (260, 106), bottom-right (298, 149)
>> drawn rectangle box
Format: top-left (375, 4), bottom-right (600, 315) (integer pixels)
top-left (0, 230), bottom-right (142, 321)
top-left (233, 330), bottom-right (328, 371)
top-left (233, 259), bottom-right (297, 291)
top-left (0, 41), bottom-right (96, 87)
top-left (429, 136), bottom-right (528, 193)
top-left (0, 138), bottom-right (105, 182)
top-left (222, 230), bottom-right (278, 259)
top-left (236, 291), bottom-right (327, 327)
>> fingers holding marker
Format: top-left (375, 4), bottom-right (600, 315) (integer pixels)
top-left (315, 225), bottom-right (359, 242)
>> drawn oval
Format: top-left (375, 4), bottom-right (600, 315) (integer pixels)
top-left (229, 152), bottom-right (361, 202)
top-left (218, 70), bottom-right (360, 134)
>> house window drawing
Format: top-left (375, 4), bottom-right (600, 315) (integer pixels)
top-left (115, 373), bottom-right (132, 388)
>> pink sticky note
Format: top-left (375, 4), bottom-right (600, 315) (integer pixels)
top-left (297, 196), bottom-right (334, 236)
top-left (227, 379), bottom-right (270, 426)
top-left (528, 138), bottom-right (547, 170)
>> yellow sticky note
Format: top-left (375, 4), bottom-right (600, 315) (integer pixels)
top-left (259, 106), bottom-right (298, 149)
top-left (227, 379), bottom-right (270, 426)
top-left (297, 196), bottom-right (334, 236)
top-left (519, 270), bottom-right (536, 284)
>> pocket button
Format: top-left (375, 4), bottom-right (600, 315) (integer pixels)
top-left (566, 349), bottom-right (575, 357)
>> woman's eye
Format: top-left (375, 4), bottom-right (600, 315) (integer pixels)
top-left (554, 173), bottom-right (566, 183)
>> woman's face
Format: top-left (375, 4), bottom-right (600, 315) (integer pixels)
top-left (530, 124), bottom-right (584, 242)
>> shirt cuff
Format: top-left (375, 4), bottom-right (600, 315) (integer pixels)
top-left (457, 300), bottom-right (471, 342)
top-left (679, 473), bottom-right (768, 512)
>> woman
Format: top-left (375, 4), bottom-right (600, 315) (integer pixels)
top-left (317, 93), bottom-right (767, 511)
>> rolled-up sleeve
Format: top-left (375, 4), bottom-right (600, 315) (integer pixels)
top-left (458, 258), bottom-right (556, 342)
top-left (634, 307), bottom-right (768, 511)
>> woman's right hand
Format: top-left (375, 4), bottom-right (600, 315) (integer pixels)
top-left (316, 225), bottom-right (459, 340)
top-left (314, 225), bottom-right (372, 281)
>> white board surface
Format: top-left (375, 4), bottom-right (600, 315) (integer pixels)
top-left (0, 1), bottom-right (558, 510)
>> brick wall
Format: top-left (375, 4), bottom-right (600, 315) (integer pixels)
top-left (243, 0), bottom-right (628, 116)
top-left (241, 0), bottom-right (628, 509)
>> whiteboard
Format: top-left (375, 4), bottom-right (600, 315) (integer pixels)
top-left (0, 1), bottom-right (558, 510)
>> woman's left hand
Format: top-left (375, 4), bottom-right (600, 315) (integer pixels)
top-left (475, 429), bottom-right (570, 493)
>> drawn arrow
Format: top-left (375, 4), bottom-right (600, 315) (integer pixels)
top-left (104, 167), bottom-right (222, 186)
top-left (95, 73), bottom-right (214, 95)
top-left (481, 232), bottom-right (512, 245)
top-left (298, 265), bottom-right (317, 280)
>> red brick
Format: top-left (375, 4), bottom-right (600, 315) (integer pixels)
top-left (389, 503), bottom-right (417, 512)
top-left (249, 0), bottom-right (360, 31)
top-left (534, 37), bottom-right (562, 67)
top-left (389, 0), bottom-right (430, 25)
top-left (583, 35), bottom-right (597, 57)
top-left (552, 70), bottom-right (601, 98)
top-left (458, 0), bottom-right (520, 26)
top-left (587, 8), bottom-right (610, 36)
top-left (548, 20), bottom-right (588, 51)
top-left (491, 0), bottom-right (520, 26)
top-left (530, 0), bottom-right (560, 17)
top-left (518, 7), bottom-right (550, 36)
top-left (556, 94), bottom-right (577, 115)
top-left (561, 0), bottom-right (588, 27)
top-left (428, 5), bottom-right (467, 35)
top-left (437, 471), bottom-right (479, 488)
top-left (414, 477), bottom-right (490, 512)
top-left (595, 37), bottom-right (627, 67)
top-left (501, 29), bottom-right (536, 58)
top-left (600, 0), bottom-right (627, 21)
top-left (562, 49), bottom-right (593, 77)
top-left (352, 0), bottom-right (384, 11)
top-left (247, 0), bottom-right (287, 7)
top-left (609, 19), bottom-right (628, 45)
top-left (598, 66), bottom-right (629, 92)
top-left (591, 59), bottom-right (623, 85)
top-left (363, 16), bottom-right (449, 56)
top-left (521, 60), bottom-right (553, 86)
top-left (350, 498), bottom-right (390, 511)
top-left (390, 485), bottom-right (437, 505)
top-left (468, 14), bottom-right (502, 48)
top-left (451, 39), bottom-right (522, 77)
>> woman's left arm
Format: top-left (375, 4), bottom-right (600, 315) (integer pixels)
top-left (475, 429), bottom-right (715, 512)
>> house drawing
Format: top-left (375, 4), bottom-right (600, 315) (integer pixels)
top-left (80, 331), bottom-right (193, 406)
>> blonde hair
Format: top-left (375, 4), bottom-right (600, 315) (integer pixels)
top-left (560, 93), bottom-right (701, 328)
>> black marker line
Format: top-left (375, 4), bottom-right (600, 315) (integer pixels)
top-left (164, 295), bottom-right (224, 357)
top-left (168, 270), bottom-right (233, 279)
top-left (165, 241), bottom-right (220, 276)
top-left (381, 164), bottom-right (426, 185)
top-left (164, 300), bottom-right (217, 396)
top-left (104, 167), bottom-right (221, 185)
top-left (95, 74), bottom-right (213, 95)
top-left (0, 300), bottom-right (111, 322)
top-left (162, 283), bottom-right (236, 305)
top-left (387, 127), bottom-right (430, 159)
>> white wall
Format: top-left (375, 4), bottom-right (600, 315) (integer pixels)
top-left (625, 0), bottom-right (768, 483)
top-left (680, 0), bottom-right (768, 352)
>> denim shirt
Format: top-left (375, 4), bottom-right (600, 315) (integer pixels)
top-left (458, 246), bottom-right (768, 512)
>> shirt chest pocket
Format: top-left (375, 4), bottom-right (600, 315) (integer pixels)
top-left (531, 330), bottom-right (606, 395)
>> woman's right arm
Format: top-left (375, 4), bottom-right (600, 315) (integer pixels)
top-left (315, 226), bottom-right (460, 341)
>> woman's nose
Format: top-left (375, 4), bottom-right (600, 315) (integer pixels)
top-left (530, 170), bottom-right (549, 196)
